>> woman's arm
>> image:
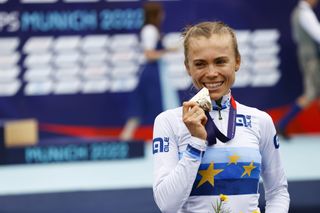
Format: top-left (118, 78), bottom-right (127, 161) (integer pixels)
top-left (259, 112), bottom-right (290, 213)
top-left (153, 110), bottom-right (206, 213)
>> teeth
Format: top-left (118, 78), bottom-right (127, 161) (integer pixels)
top-left (205, 82), bottom-right (223, 89)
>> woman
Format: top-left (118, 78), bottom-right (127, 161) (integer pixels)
top-left (120, 2), bottom-right (173, 141)
top-left (152, 21), bottom-right (290, 213)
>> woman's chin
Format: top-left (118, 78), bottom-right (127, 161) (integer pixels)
top-left (209, 94), bottom-right (222, 101)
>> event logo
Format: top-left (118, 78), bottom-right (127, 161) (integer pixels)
top-left (20, 10), bottom-right (97, 32)
top-left (0, 8), bottom-right (143, 33)
top-left (19, 9), bottom-right (143, 32)
top-left (24, 142), bottom-right (130, 163)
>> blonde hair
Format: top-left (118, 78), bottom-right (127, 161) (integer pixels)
top-left (182, 21), bottom-right (240, 65)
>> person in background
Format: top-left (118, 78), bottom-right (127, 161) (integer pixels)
top-left (120, 2), bottom-right (177, 141)
top-left (152, 21), bottom-right (290, 213)
top-left (276, 0), bottom-right (320, 139)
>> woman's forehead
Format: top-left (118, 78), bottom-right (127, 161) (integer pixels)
top-left (188, 34), bottom-right (233, 50)
top-left (189, 33), bottom-right (232, 43)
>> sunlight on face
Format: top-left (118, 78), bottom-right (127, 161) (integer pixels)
top-left (185, 34), bottom-right (241, 100)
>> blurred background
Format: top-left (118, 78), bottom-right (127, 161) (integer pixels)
top-left (0, 0), bottom-right (319, 212)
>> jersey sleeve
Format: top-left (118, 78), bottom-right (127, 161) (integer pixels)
top-left (152, 110), bottom-right (207, 213)
top-left (259, 111), bottom-right (290, 213)
top-left (141, 25), bottom-right (159, 50)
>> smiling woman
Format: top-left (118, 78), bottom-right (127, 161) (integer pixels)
top-left (152, 21), bottom-right (290, 213)
top-left (183, 22), bottom-right (241, 101)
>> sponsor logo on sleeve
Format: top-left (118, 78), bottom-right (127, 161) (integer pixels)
top-left (153, 137), bottom-right (169, 154)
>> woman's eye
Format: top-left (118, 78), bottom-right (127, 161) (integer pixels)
top-left (216, 59), bottom-right (227, 65)
top-left (195, 62), bottom-right (205, 68)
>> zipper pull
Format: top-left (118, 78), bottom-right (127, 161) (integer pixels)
top-left (218, 108), bottom-right (222, 120)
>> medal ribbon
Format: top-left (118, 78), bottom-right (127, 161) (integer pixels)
top-left (205, 96), bottom-right (237, 145)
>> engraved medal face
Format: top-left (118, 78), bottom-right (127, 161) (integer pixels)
top-left (189, 87), bottom-right (212, 112)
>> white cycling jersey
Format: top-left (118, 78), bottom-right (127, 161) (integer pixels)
top-left (152, 92), bottom-right (290, 213)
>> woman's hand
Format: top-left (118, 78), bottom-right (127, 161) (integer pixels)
top-left (182, 101), bottom-right (208, 140)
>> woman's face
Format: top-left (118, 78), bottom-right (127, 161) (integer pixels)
top-left (185, 34), bottom-right (240, 101)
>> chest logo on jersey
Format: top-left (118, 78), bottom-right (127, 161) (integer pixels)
top-left (153, 137), bottom-right (169, 154)
top-left (236, 114), bottom-right (252, 128)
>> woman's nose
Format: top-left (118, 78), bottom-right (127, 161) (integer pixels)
top-left (207, 64), bottom-right (218, 76)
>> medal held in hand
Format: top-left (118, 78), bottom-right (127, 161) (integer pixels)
top-left (189, 87), bottom-right (212, 112)
top-left (190, 88), bottom-right (237, 145)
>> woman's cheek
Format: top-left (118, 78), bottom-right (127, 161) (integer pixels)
top-left (192, 72), bottom-right (204, 88)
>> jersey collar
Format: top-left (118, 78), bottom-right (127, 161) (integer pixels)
top-left (211, 91), bottom-right (231, 110)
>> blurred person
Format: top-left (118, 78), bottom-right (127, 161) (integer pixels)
top-left (276, 0), bottom-right (320, 139)
top-left (152, 21), bottom-right (290, 213)
top-left (120, 2), bottom-right (177, 141)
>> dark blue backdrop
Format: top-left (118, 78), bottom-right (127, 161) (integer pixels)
top-left (0, 0), bottom-right (317, 138)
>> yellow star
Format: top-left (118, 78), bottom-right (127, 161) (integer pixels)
top-left (241, 161), bottom-right (256, 177)
top-left (196, 162), bottom-right (223, 188)
top-left (227, 154), bottom-right (240, 165)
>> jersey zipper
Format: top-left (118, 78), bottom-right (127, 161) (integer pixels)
top-left (218, 107), bottom-right (222, 120)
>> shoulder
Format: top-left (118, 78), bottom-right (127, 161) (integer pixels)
top-left (236, 102), bottom-right (276, 145)
top-left (141, 24), bottom-right (158, 35)
top-left (297, 1), bottom-right (313, 15)
top-left (154, 107), bottom-right (184, 141)
top-left (236, 102), bottom-right (273, 126)
top-left (155, 107), bottom-right (182, 124)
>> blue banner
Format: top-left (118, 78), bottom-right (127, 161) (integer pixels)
top-left (0, 0), bottom-right (318, 145)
